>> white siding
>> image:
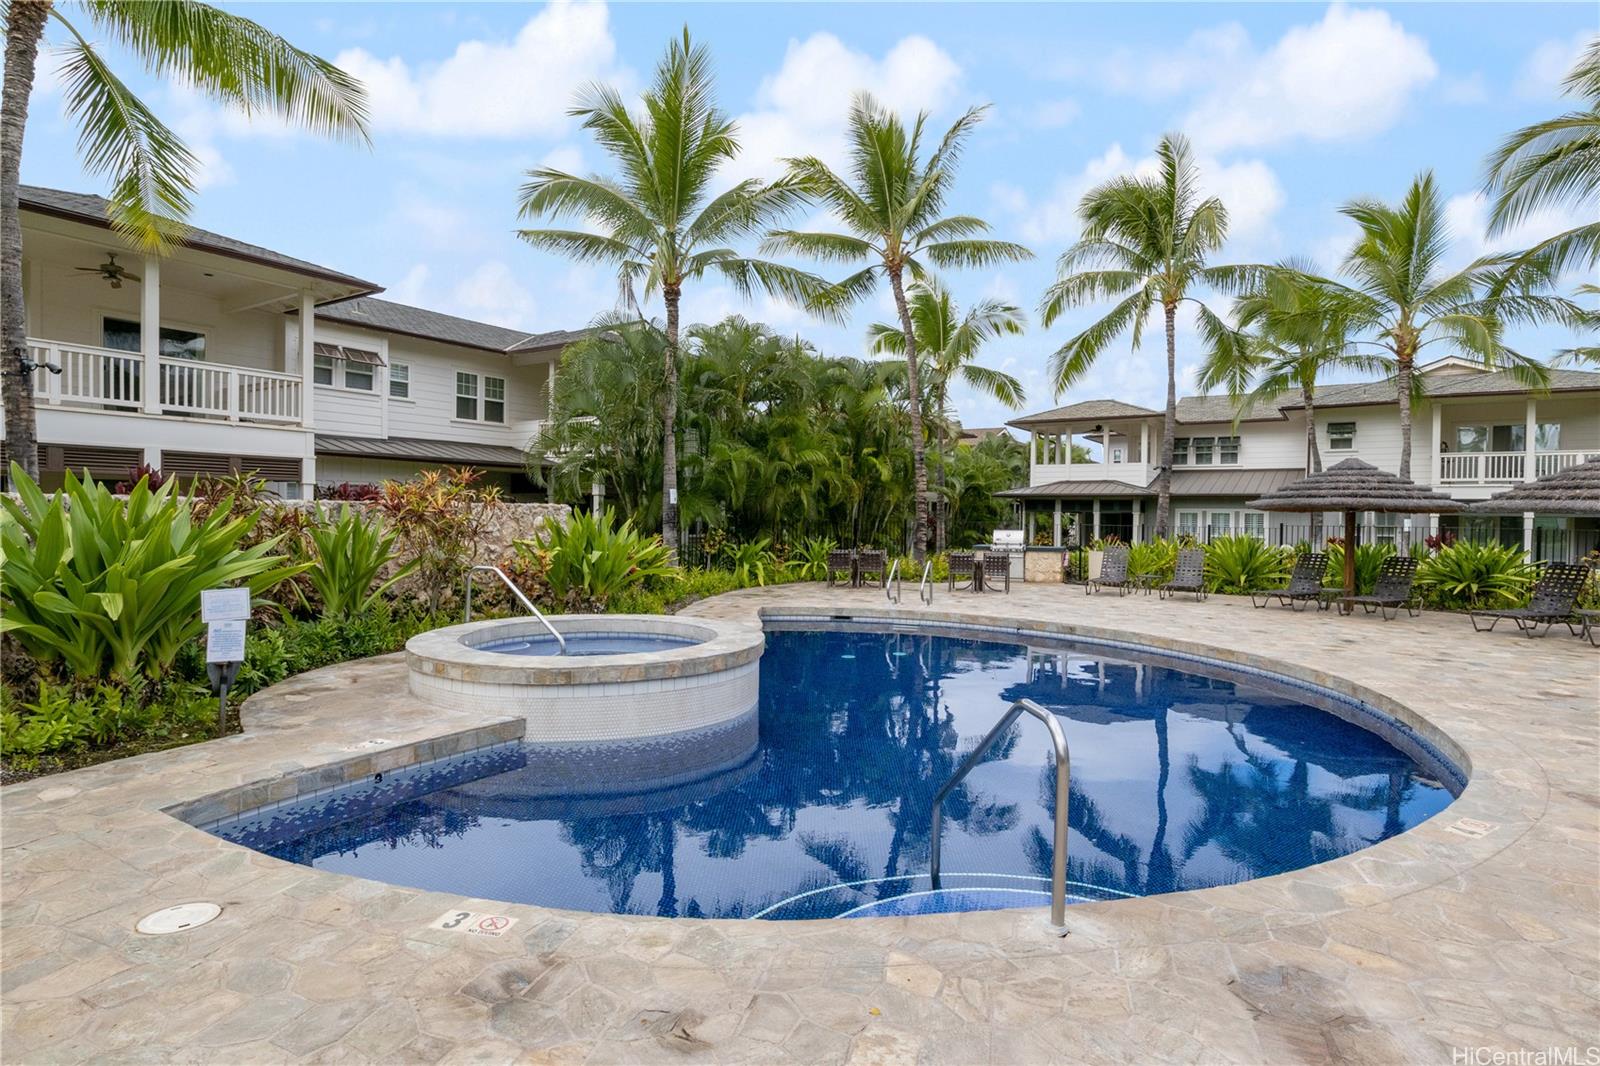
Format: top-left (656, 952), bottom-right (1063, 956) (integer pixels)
top-left (1184, 416), bottom-right (1306, 469)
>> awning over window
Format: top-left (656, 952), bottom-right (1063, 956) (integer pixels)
top-left (313, 341), bottom-right (385, 366)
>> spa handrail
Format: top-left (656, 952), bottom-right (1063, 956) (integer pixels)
top-left (918, 560), bottom-right (934, 605)
top-left (886, 558), bottom-right (901, 604)
top-left (930, 698), bottom-right (1069, 933)
top-left (464, 565), bottom-right (566, 655)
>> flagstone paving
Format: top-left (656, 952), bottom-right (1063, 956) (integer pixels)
top-left (2, 584), bottom-right (1596, 1064)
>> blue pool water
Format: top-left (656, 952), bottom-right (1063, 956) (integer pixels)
top-left (477, 633), bottom-right (699, 656)
top-left (216, 626), bottom-right (1460, 920)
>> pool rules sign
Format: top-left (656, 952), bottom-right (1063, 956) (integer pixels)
top-left (202, 588), bottom-right (250, 735)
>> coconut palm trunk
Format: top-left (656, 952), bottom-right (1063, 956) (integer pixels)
top-left (662, 284), bottom-right (682, 556)
top-left (1305, 385), bottom-right (1323, 542)
top-left (1, 0), bottom-right (52, 480)
top-left (1157, 301), bottom-right (1178, 537)
top-left (1395, 335), bottom-right (1416, 481)
top-left (890, 266), bottom-right (930, 561)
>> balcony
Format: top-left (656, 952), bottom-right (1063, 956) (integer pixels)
top-left (1438, 449), bottom-right (1600, 486)
top-left (29, 338), bottom-right (303, 425)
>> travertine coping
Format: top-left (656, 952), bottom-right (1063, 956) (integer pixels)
top-left (404, 613), bottom-right (764, 685)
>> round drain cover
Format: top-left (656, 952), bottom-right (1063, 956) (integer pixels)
top-left (136, 902), bottom-right (221, 934)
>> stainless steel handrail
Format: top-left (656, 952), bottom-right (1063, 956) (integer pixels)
top-left (931, 698), bottom-right (1069, 933)
top-left (464, 564), bottom-right (566, 654)
top-left (886, 558), bottom-right (902, 604)
top-left (918, 560), bottom-right (934, 605)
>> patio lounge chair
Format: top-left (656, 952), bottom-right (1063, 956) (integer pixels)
top-left (1345, 556), bottom-right (1420, 620)
top-left (980, 553), bottom-right (1011, 593)
top-left (1250, 552), bottom-right (1329, 610)
top-left (825, 549), bottom-right (856, 588)
top-left (1086, 545), bottom-right (1133, 596)
top-left (856, 549), bottom-right (888, 589)
top-left (947, 551), bottom-right (976, 591)
top-left (1469, 561), bottom-right (1590, 637)
top-left (1570, 608), bottom-right (1599, 647)
top-left (1158, 548), bottom-right (1208, 601)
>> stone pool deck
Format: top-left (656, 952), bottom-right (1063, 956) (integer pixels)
top-left (2, 584), bottom-right (1597, 1065)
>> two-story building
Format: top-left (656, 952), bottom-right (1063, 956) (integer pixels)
top-left (5, 186), bottom-right (586, 499)
top-left (1000, 356), bottom-right (1600, 560)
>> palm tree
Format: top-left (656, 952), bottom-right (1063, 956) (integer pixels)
top-left (1310, 172), bottom-right (1574, 479)
top-left (867, 279), bottom-right (1026, 550)
top-left (1, 0), bottom-right (369, 478)
top-left (764, 94), bottom-right (1032, 561)
top-left (1484, 36), bottom-right (1600, 281)
top-left (1038, 134), bottom-right (1259, 537)
top-left (1200, 263), bottom-right (1390, 478)
top-left (517, 30), bottom-right (828, 556)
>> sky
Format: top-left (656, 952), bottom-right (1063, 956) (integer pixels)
top-left (18, 2), bottom-right (1597, 432)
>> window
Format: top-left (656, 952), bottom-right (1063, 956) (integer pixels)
top-left (1191, 437), bottom-right (1215, 465)
top-left (1328, 422), bottom-right (1356, 451)
top-left (1172, 438), bottom-right (1190, 466)
top-left (1208, 511), bottom-right (1232, 536)
top-left (389, 362), bottom-right (410, 399)
top-left (484, 376), bottom-right (506, 423)
top-left (102, 317), bottom-right (206, 360)
top-left (1177, 511), bottom-right (1200, 536)
top-left (456, 372), bottom-right (479, 420)
top-left (1217, 436), bottom-right (1240, 464)
top-left (1243, 511), bottom-right (1265, 538)
top-left (344, 363), bottom-right (374, 391)
top-left (313, 353), bottom-right (335, 386)
top-left (1456, 423), bottom-right (1563, 454)
top-left (1374, 513), bottom-right (1400, 545)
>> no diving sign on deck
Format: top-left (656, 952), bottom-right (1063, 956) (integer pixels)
top-left (429, 909), bottom-right (518, 938)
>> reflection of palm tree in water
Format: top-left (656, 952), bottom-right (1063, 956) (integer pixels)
top-left (1335, 770), bottom-right (1413, 844)
top-left (1180, 737), bottom-right (1341, 879)
top-left (561, 813), bottom-right (683, 916)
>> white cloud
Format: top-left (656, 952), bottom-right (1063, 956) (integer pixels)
top-left (447, 261), bottom-right (539, 327)
top-left (1182, 5), bottom-right (1437, 152)
top-left (1443, 190), bottom-right (1591, 271)
top-left (334, 1), bottom-right (626, 138)
top-left (1081, 23), bottom-right (1251, 100)
top-left (386, 264), bottom-right (432, 307)
top-left (995, 144), bottom-right (1283, 245)
top-left (391, 190), bottom-right (482, 251)
top-left (1514, 33), bottom-right (1589, 100)
top-left (1029, 98), bottom-right (1082, 130)
top-left (725, 33), bottom-right (963, 184)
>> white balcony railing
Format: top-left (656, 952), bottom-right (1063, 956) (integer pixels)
top-left (1438, 449), bottom-right (1600, 485)
top-left (28, 338), bottom-right (302, 425)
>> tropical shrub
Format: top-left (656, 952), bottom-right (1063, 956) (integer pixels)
top-left (723, 537), bottom-right (780, 587)
top-left (1127, 538), bottom-right (1179, 585)
top-left (317, 481), bottom-right (382, 501)
top-left (0, 466), bottom-right (304, 681)
top-left (1, 679), bottom-right (213, 766)
top-left (786, 537), bottom-right (837, 582)
top-left (302, 506), bottom-right (416, 621)
top-left (1323, 541), bottom-right (1396, 595)
top-left (1415, 541), bottom-right (1536, 610)
top-left (1203, 536), bottom-right (1293, 595)
top-left (608, 568), bottom-right (743, 615)
top-left (375, 468), bottom-right (501, 613)
top-left (517, 509), bottom-right (676, 610)
top-left (114, 463), bottom-right (167, 493)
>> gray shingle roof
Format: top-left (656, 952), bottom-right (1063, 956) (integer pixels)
top-left (315, 434), bottom-right (528, 467)
top-left (19, 185), bottom-right (379, 292)
top-left (315, 297), bottom-right (591, 355)
top-left (1284, 368), bottom-right (1600, 408)
top-left (1175, 392), bottom-right (1298, 424)
top-left (1008, 399), bottom-right (1160, 429)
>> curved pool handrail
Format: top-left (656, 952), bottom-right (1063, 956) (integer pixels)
top-left (918, 560), bottom-right (934, 605)
top-left (464, 565), bottom-right (566, 655)
top-left (886, 558), bottom-right (901, 604)
top-left (930, 698), bottom-right (1069, 934)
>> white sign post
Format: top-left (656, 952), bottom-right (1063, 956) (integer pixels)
top-left (202, 588), bottom-right (250, 736)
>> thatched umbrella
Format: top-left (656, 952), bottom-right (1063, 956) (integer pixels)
top-left (1467, 457), bottom-right (1600, 516)
top-left (1245, 458), bottom-right (1464, 612)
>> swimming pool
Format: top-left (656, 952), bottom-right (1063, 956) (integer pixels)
top-left (214, 625), bottom-right (1460, 920)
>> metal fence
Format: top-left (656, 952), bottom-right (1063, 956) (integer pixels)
top-left (1190, 521), bottom-right (1599, 565)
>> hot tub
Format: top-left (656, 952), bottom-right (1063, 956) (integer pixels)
top-left (404, 615), bottom-right (764, 744)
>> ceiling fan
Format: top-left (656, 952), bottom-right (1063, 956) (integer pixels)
top-left (74, 253), bottom-right (140, 288)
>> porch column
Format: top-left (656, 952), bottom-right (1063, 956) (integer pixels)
top-left (1052, 500), bottom-right (1062, 547)
top-left (299, 291), bottom-right (317, 430)
top-left (1092, 499), bottom-right (1101, 541)
top-left (1522, 511), bottom-right (1535, 556)
top-left (1101, 428), bottom-right (1110, 470)
top-left (1140, 420), bottom-right (1150, 466)
top-left (1063, 427), bottom-right (1072, 469)
top-left (140, 256), bottom-right (161, 414)
top-left (1524, 397), bottom-right (1537, 482)
top-left (1133, 505), bottom-right (1143, 543)
top-left (1431, 402), bottom-right (1443, 485)
top-left (1029, 433), bottom-right (1038, 478)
